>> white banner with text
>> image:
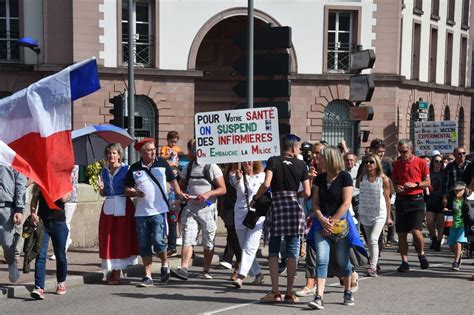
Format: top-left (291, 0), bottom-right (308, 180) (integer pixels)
top-left (414, 120), bottom-right (458, 156)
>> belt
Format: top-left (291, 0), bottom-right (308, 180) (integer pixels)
top-left (397, 194), bottom-right (424, 199)
top-left (0, 201), bottom-right (14, 208)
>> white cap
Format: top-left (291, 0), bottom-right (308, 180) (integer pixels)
top-left (432, 150), bottom-right (441, 156)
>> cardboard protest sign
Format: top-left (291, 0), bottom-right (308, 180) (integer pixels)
top-left (195, 107), bottom-right (280, 164)
top-left (414, 120), bottom-right (458, 156)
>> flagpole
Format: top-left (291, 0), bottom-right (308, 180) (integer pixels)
top-left (128, 0), bottom-right (136, 164)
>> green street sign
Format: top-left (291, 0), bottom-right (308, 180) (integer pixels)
top-left (418, 101), bottom-right (429, 110)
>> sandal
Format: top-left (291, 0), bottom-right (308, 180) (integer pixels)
top-left (107, 270), bottom-right (121, 285)
top-left (260, 291), bottom-right (282, 303)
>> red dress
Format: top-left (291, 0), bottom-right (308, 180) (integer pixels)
top-left (98, 164), bottom-right (139, 270)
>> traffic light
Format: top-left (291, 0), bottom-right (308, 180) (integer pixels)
top-left (109, 95), bottom-right (124, 127)
top-left (233, 25), bottom-right (292, 99)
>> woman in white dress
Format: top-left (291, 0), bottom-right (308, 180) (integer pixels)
top-left (357, 153), bottom-right (392, 277)
top-left (230, 161), bottom-right (265, 288)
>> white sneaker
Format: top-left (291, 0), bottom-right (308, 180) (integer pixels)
top-left (49, 254), bottom-right (56, 260)
top-left (219, 261), bottom-right (232, 270)
top-left (8, 262), bottom-right (20, 283)
top-left (176, 238), bottom-right (183, 246)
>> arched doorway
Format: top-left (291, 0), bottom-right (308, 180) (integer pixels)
top-left (428, 104), bottom-right (435, 121)
top-left (132, 95), bottom-right (158, 161)
top-left (191, 10), bottom-right (297, 115)
top-left (322, 100), bottom-right (354, 149)
top-left (409, 103), bottom-right (417, 142)
top-left (458, 107), bottom-right (464, 146)
top-left (444, 106), bottom-right (451, 120)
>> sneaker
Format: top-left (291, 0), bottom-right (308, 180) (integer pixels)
top-left (230, 271), bottom-right (238, 281)
top-left (31, 287), bottom-right (45, 300)
top-left (56, 282), bottom-right (67, 295)
top-left (295, 286), bottom-right (316, 297)
top-left (160, 266), bottom-right (170, 283)
top-left (203, 271), bottom-right (213, 279)
top-left (343, 290), bottom-right (354, 306)
top-left (434, 240), bottom-right (441, 252)
top-left (429, 237), bottom-right (436, 250)
top-left (350, 271), bottom-right (359, 292)
top-left (452, 261), bottom-right (460, 271)
top-left (260, 291), bottom-right (282, 303)
top-left (397, 261), bottom-right (410, 272)
top-left (308, 295), bottom-right (324, 310)
top-left (138, 276), bottom-right (154, 287)
top-left (278, 260), bottom-right (287, 275)
top-left (8, 262), bottom-right (20, 283)
top-left (219, 261), bottom-right (232, 270)
top-left (418, 254), bottom-right (429, 269)
top-left (170, 267), bottom-right (189, 280)
top-left (284, 293), bottom-right (299, 304)
top-left (233, 278), bottom-right (243, 288)
top-left (367, 267), bottom-right (377, 277)
top-left (49, 254), bottom-right (56, 260)
top-left (167, 249), bottom-right (178, 257)
top-left (252, 273), bottom-right (264, 285)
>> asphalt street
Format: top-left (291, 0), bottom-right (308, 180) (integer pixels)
top-left (1, 243), bottom-right (473, 314)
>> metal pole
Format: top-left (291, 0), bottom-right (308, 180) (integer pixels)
top-left (128, 0), bottom-right (136, 164)
top-left (247, 0), bottom-right (254, 108)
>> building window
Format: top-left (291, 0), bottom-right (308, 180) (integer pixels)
top-left (322, 100), bottom-right (354, 149)
top-left (413, 0), bottom-right (423, 15)
top-left (431, 0), bottom-right (440, 19)
top-left (122, 0), bottom-right (154, 67)
top-left (461, 0), bottom-right (469, 29)
top-left (0, 0), bottom-right (19, 62)
top-left (459, 36), bottom-right (468, 87)
top-left (409, 103), bottom-right (417, 142)
top-left (412, 23), bottom-right (421, 80)
top-left (445, 32), bottom-right (453, 85)
top-left (447, 0), bottom-right (455, 25)
top-left (428, 105), bottom-right (435, 121)
top-left (327, 11), bottom-right (356, 73)
top-left (444, 106), bottom-right (451, 120)
top-left (132, 96), bottom-right (158, 160)
top-left (458, 107), bottom-right (464, 146)
top-left (429, 27), bottom-right (438, 82)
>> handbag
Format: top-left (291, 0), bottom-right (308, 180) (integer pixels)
top-left (254, 191), bottom-right (272, 216)
top-left (242, 169), bottom-right (260, 229)
top-left (327, 213), bottom-right (349, 240)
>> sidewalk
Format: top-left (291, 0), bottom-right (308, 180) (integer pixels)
top-left (0, 236), bottom-right (230, 299)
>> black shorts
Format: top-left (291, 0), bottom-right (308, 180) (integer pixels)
top-left (395, 195), bottom-right (426, 233)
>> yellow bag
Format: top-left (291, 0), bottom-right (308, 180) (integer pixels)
top-left (328, 216), bottom-right (349, 240)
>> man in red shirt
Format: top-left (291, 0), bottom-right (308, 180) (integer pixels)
top-left (392, 139), bottom-right (431, 272)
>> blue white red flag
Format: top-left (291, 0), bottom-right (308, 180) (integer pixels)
top-left (0, 58), bottom-right (100, 208)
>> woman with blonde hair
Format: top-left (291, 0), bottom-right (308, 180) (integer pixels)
top-left (230, 160), bottom-right (265, 288)
top-left (357, 152), bottom-right (392, 277)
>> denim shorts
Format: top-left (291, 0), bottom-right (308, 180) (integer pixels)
top-left (268, 235), bottom-right (301, 258)
top-left (135, 214), bottom-right (167, 257)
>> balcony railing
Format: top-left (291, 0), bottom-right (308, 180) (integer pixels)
top-left (122, 34), bottom-right (154, 67)
top-left (327, 42), bottom-right (355, 73)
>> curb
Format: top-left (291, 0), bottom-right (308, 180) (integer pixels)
top-left (0, 254), bottom-right (222, 299)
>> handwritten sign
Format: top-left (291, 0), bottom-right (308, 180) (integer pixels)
top-left (414, 121), bottom-right (458, 156)
top-left (358, 179), bottom-right (383, 219)
top-left (195, 107), bottom-right (280, 164)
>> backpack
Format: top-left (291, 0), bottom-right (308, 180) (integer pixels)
top-left (183, 160), bottom-right (215, 192)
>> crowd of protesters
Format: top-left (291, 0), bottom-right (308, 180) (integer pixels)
top-left (1, 131), bottom-right (474, 309)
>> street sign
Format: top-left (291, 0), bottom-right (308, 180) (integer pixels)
top-left (233, 80), bottom-right (291, 98)
top-left (236, 101), bottom-right (290, 119)
top-left (418, 101), bottom-right (429, 110)
top-left (234, 26), bottom-right (292, 50)
top-left (349, 106), bottom-right (374, 121)
top-left (418, 112), bottom-right (428, 119)
top-left (349, 74), bottom-right (375, 102)
top-left (232, 53), bottom-right (291, 76)
top-left (350, 49), bottom-right (376, 73)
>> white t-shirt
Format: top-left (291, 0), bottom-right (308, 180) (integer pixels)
top-left (231, 172), bottom-right (265, 230)
top-left (183, 162), bottom-right (223, 209)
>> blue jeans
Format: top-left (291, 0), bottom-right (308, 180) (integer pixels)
top-left (314, 231), bottom-right (352, 279)
top-left (268, 235), bottom-right (300, 258)
top-left (35, 220), bottom-right (68, 289)
top-left (136, 214), bottom-right (167, 257)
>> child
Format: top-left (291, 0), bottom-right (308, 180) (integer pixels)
top-left (160, 131), bottom-right (183, 167)
top-left (443, 181), bottom-right (469, 271)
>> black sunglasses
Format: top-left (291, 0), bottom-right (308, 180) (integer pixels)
top-left (366, 160), bottom-right (376, 165)
top-left (458, 152), bottom-right (466, 156)
top-left (434, 160), bottom-right (443, 163)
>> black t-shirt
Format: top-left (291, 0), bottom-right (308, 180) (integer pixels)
top-left (265, 156), bottom-right (308, 192)
top-left (38, 193), bottom-right (66, 221)
top-left (314, 171), bottom-right (353, 216)
top-left (462, 163), bottom-right (474, 186)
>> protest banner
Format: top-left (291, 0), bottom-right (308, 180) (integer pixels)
top-left (195, 107), bottom-right (280, 164)
top-left (414, 120), bottom-right (458, 156)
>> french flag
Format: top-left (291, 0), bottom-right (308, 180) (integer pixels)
top-left (0, 58), bottom-right (100, 208)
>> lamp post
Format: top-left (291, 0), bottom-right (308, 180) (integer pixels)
top-left (17, 37), bottom-right (40, 64)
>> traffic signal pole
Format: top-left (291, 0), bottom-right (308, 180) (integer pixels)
top-left (128, 0), bottom-right (136, 164)
top-left (247, 0), bottom-right (253, 109)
